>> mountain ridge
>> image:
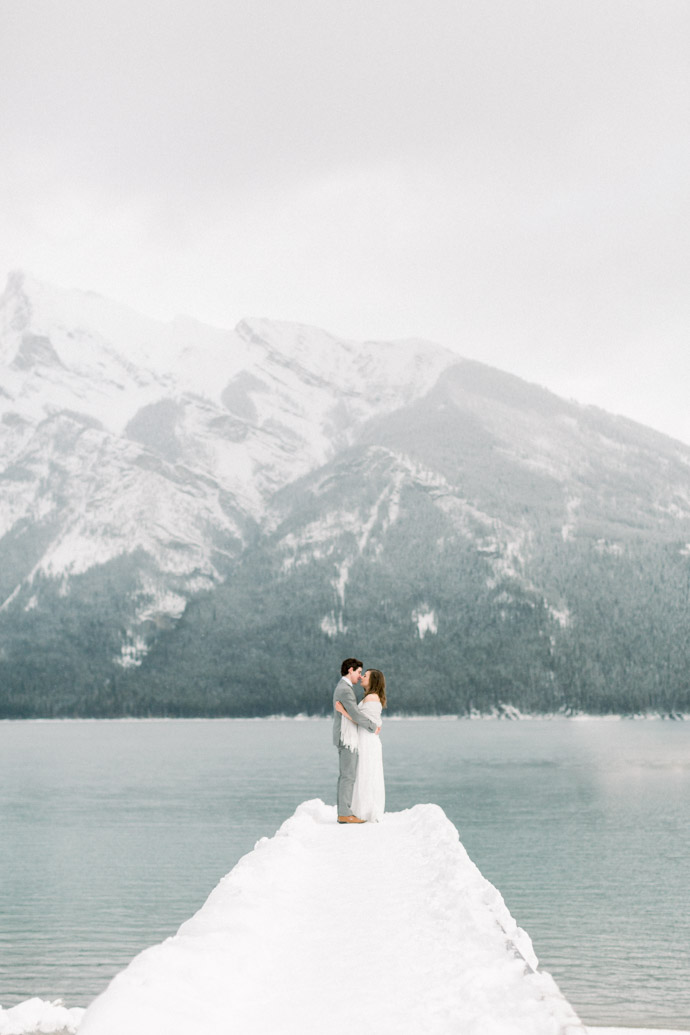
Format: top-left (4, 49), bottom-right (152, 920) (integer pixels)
top-left (1, 271), bottom-right (689, 717)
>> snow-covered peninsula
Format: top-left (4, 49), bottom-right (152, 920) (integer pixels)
top-left (81, 801), bottom-right (583, 1034)
top-left (1, 802), bottom-right (688, 1034)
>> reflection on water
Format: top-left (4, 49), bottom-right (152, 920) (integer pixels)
top-left (0, 718), bottom-right (688, 1028)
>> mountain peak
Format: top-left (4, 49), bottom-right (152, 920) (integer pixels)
top-left (2, 268), bottom-right (29, 295)
top-left (0, 269), bottom-right (34, 339)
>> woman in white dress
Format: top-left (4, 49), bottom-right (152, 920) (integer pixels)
top-left (336, 669), bottom-right (386, 822)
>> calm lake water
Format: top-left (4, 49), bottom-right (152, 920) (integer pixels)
top-left (0, 718), bottom-right (688, 1029)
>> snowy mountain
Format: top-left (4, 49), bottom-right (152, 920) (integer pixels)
top-left (0, 272), bottom-right (452, 654)
top-left (2, 271), bottom-right (690, 716)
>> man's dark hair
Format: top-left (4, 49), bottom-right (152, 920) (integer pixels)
top-left (341, 657), bottom-right (363, 677)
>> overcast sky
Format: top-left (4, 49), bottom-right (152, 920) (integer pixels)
top-left (1, 0), bottom-right (689, 442)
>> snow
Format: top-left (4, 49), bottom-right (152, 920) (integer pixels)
top-left (75, 799), bottom-right (586, 1035)
top-left (561, 496), bottom-right (581, 542)
top-left (277, 478), bottom-right (406, 609)
top-left (0, 1002), bottom-right (684, 1035)
top-left (550, 605), bottom-right (571, 628)
top-left (0, 272), bottom-right (464, 628)
top-left (236, 319), bottom-right (454, 415)
top-left (0, 997), bottom-right (84, 1034)
top-left (1, 271), bottom-right (252, 408)
top-left (595, 539), bottom-right (624, 556)
top-left (412, 605), bottom-right (438, 638)
top-left (115, 633), bottom-right (149, 668)
top-left (1, 803), bottom-right (687, 1034)
top-left (320, 612), bottom-right (346, 637)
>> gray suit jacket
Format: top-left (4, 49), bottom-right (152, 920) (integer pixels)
top-left (332, 677), bottom-right (378, 747)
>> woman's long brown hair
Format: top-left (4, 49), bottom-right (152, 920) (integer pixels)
top-left (365, 669), bottom-right (386, 708)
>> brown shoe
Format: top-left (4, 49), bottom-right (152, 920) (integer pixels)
top-left (337, 815), bottom-right (366, 824)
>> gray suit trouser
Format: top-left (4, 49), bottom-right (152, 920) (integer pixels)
top-left (337, 745), bottom-right (358, 816)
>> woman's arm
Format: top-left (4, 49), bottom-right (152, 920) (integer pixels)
top-left (335, 685), bottom-right (378, 732)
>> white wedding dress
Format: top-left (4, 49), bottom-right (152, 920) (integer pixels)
top-left (351, 698), bottom-right (385, 822)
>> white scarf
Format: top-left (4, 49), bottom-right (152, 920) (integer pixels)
top-left (339, 709), bottom-right (359, 752)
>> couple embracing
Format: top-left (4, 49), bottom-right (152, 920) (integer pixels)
top-left (332, 657), bottom-right (386, 824)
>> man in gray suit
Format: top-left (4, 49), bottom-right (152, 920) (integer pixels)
top-left (333, 657), bottom-right (380, 823)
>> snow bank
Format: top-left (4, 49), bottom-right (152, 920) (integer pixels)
top-left (0, 1005), bottom-right (686, 1035)
top-left (77, 800), bottom-right (585, 1035)
top-left (0, 998), bottom-right (84, 1034)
